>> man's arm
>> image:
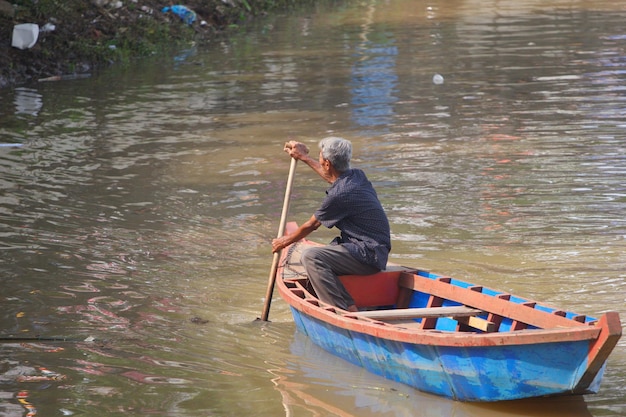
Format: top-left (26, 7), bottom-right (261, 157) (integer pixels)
top-left (272, 214), bottom-right (321, 253)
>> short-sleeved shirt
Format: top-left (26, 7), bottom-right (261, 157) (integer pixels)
top-left (314, 168), bottom-right (391, 270)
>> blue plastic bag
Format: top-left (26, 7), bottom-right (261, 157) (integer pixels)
top-left (162, 5), bottom-right (197, 25)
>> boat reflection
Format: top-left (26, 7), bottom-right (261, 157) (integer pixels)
top-left (270, 331), bottom-right (593, 417)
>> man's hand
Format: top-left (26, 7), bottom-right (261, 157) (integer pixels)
top-left (271, 236), bottom-right (290, 253)
top-left (284, 141), bottom-right (310, 160)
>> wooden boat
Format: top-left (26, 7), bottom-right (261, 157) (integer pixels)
top-left (275, 222), bottom-right (622, 402)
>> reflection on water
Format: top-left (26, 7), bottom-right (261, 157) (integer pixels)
top-left (13, 88), bottom-right (43, 117)
top-left (350, 0), bottom-right (399, 131)
top-left (0, 0), bottom-right (624, 416)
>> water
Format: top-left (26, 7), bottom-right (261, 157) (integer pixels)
top-left (0, 0), bottom-right (624, 416)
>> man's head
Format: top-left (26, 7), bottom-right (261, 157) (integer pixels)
top-left (319, 137), bottom-right (351, 173)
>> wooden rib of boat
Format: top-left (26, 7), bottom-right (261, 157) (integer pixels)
top-left (276, 222), bottom-right (622, 402)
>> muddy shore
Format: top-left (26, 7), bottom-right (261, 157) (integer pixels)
top-left (1, 0), bottom-right (315, 89)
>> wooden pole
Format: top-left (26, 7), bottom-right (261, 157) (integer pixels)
top-left (260, 157), bottom-right (297, 321)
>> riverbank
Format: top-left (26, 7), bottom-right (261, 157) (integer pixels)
top-left (0, 0), bottom-right (316, 89)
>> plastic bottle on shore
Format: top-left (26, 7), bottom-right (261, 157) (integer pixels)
top-left (162, 5), bottom-right (197, 25)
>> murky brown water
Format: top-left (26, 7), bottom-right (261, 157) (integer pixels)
top-left (0, 0), bottom-right (624, 416)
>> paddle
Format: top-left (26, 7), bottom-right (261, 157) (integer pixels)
top-left (260, 156), bottom-right (298, 321)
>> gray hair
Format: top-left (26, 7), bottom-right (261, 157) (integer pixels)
top-left (319, 137), bottom-right (352, 172)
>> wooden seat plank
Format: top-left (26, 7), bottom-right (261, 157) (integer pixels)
top-left (352, 306), bottom-right (483, 320)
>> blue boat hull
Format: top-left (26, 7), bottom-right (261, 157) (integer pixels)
top-left (290, 307), bottom-right (605, 402)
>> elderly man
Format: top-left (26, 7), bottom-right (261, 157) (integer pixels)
top-left (272, 137), bottom-right (391, 312)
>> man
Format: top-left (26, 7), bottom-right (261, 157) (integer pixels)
top-left (272, 137), bottom-right (391, 312)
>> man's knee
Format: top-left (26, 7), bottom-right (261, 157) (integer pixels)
top-left (300, 247), bottom-right (312, 268)
top-left (301, 247), bottom-right (322, 269)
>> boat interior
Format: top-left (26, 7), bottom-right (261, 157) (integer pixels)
top-left (282, 267), bottom-right (597, 334)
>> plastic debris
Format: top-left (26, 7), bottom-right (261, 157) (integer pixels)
top-left (433, 73), bottom-right (444, 85)
top-left (161, 5), bottom-right (196, 25)
top-left (12, 23), bottom-right (39, 50)
top-left (40, 23), bottom-right (55, 33)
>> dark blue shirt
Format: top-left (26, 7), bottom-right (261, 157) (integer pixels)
top-left (315, 169), bottom-right (391, 270)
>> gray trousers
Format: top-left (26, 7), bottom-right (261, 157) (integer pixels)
top-left (300, 244), bottom-right (379, 310)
